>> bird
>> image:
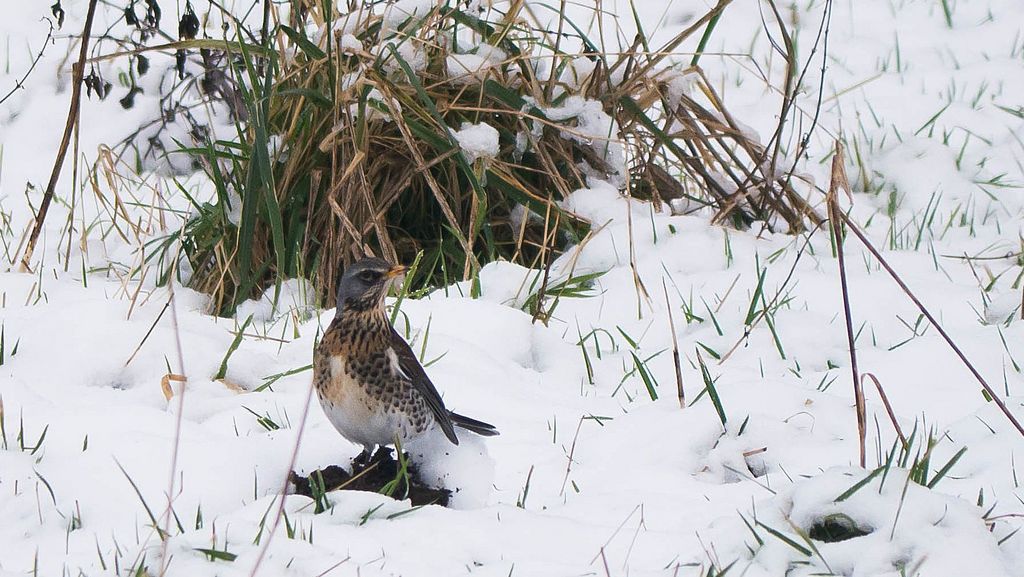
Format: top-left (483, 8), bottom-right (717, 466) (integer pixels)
top-left (314, 257), bottom-right (498, 463)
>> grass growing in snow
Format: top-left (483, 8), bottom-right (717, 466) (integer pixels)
top-left (107, 0), bottom-right (827, 316)
top-left (2, 0), bottom-right (1024, 575)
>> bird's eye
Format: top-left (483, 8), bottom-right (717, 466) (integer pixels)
top-left (359, 270), bottom-right (379, 283)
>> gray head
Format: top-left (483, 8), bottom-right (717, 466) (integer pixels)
top-left (336, 257), bottom-right (407, 313)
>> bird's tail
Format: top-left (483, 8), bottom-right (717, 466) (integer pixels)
top-left (449, 412), bottom-right (499, 437)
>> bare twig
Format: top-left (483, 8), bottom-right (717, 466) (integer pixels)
top-left (0, 20), bottom-right (55, 106)
top-left (559, 416), bottom-right (585, 496)
top-left (862, 372), bottom-right (906, 447)
top-left (247, 370), bottom-right (318, 576)
top-left (827, 141), bottom-right (866, 468)
top-left (159, 276), bottom-right (191, 576)
top-left (829, 158), bottom-right (1024, 439)
top-left (19, 0), bottom-right (99, 271)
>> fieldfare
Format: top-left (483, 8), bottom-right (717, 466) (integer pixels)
top-left (314, 257), bottom-right (498, 461)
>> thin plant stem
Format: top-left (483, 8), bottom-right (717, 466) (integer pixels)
top-left (862, 372), bottom-right (907, 448)
top-left (20, 0), bottom-right (99, 271)
top-left (827, 142), bottom-right (866, 468)
top-left (826, 138), bottom-right (1024, 439)
top-left (662, 279), bottom-right (685, 407)
top-left (836, 205), bottom-right (1024, 439)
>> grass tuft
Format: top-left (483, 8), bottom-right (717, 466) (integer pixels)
top-left (135, 0), bottom-right (821, 314)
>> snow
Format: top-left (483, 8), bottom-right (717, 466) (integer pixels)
top-left (379, 39), bottom-right (428, 74)
top-left (704, 467), bottom-right (1015, 576)
top-left (382, 0), bottom-right (435, 32)
top-left (236, 278), bottom-right (317, 324)
top-left (452, 122), bottom-right (500, 163)
top-left (2, 0), bottom-right (1024, 576)
top-left (545, 96), bottom-right (627, 184)
top-left (338, 33), bottom-right (363, 54)
top-left (662, 69), bottom-right (697, 111)
top-left (446, 43), bottom-right (508, 83)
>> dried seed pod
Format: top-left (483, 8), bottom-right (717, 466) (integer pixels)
top-left (144, 0), bottom-right (161, 28)
top-left (50, 1), bottom-right (65, 28)
top-left (175, 49), bottom-right (187, 79)
top-left (124, 3), bottom-right (138, 26)
top-left (179, 2), bottom-right (199, 40)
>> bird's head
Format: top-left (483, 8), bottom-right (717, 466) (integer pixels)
top-left (336, 257), bottom-right (408, 313)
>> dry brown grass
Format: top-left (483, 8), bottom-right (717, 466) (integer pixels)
top-left (159, 0), bottom-right (821, 314)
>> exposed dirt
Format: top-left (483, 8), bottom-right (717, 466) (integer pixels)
top-left (808, 513), bottom-right (872, 543)
top-left (290, 447), bottom-right (452, 507)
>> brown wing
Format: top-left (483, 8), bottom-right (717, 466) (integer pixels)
top-left (388, 326), bottom-right (459, 445)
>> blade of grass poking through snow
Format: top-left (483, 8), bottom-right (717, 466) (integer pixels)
top-left (755, 521), bottom-right (812, 557)
top-left (878, 438), bottom-right (899, 493)
top-left (940, 0), bottom-right (953, 28)
top-left (616, 326), bottom-right (640, 350)
top-left (309, 470), bottom-right (329, 514)
top-left (115, 460), bottom-right (167, 541)
top-left (0, 396), bottom-right (6, 450)
top-left (577, 324), bottom-right (595, 385)
top-left (831, 174), bottom-right (1024, 439)
top-left (662, 279), bottom-right (685, 407)
top-left (745, 266), bottom-right (767, 326)
top-left (828, 142), bottom-right (866, 468)
top-left (381, 444), bottom-right (412, 500)
top-left (257, 364), bottom-right (312, 392)
top-left (215, 315), bottom-right (253, 381)
top-left (630, 351), bottom-right (659, 401)
top-left (835, 465), bottom-right (885, 502)
top-left (197, 547), bottom-right (238, 562)
top-left (927, 447), bottom-right (967, 488)
top-left (697, 342), bottom-right (721, 360)
top-left (739, 512), bottom-right (764, 547)
top-left (696, 348), bottom-right (727, 427)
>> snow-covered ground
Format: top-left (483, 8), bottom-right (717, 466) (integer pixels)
top-left (2, 1), bottom-right (1024, 576)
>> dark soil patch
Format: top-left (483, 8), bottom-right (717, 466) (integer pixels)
top-left (290, 447), bottom-right (451, 508)
top-left (808, 513), bottom-right (872, 543)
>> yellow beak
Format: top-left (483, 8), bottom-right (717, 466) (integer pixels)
top-left (385, 265), bottom-right (408, 279)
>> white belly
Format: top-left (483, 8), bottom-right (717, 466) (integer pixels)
top-left (318, 358), bottom-right (424, 450)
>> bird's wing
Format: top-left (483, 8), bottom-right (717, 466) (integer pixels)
top-left (388, 326), bottom-right (459, 445)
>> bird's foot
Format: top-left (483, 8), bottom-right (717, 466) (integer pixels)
top-left (370, 445), bottom-right (394, 463)
top-left (352, 448), bottom-right (373, 468)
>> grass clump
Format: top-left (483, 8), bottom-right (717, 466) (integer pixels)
top-left (157, 0), bottom-right (820, 315)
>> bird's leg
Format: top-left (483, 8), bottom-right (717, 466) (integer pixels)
top-left (353, 445), bottom-right (374, 467)
top-left (370, 444), bottom-right (390, 463)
